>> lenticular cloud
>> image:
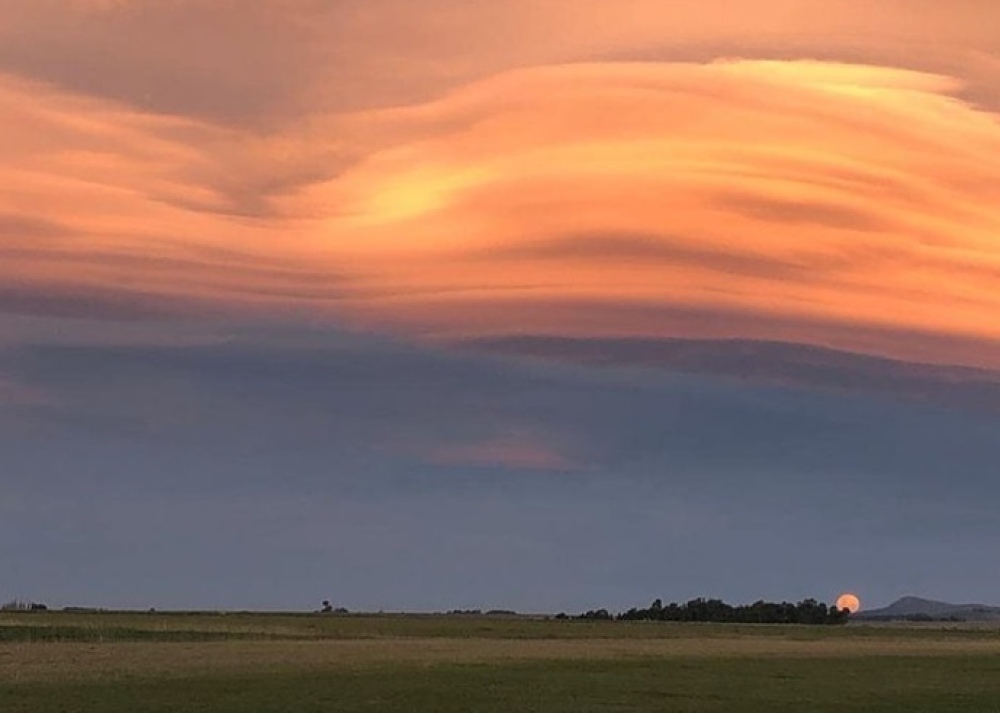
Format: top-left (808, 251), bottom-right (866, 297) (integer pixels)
top-left (314, 60), bottom-right (1000, 367)
top-left (3, 60), bottom-right (1000, 368)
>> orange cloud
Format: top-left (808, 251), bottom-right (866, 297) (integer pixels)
top-left (0, 71), bottom-right (343, 320)
top-left (427, 434), bottom-right (578, 472)
top-left (307, 60), bottom-right (1000, 367)
top-left (2, 57), bottom-right (1000, 369)
top-left (3, 0), bottom-right (998, 123)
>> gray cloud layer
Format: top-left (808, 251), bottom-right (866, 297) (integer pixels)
top-left (3, 330), bottom-right (999, 610)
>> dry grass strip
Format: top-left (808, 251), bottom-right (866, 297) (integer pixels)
top-left (4, 635), bottom-right (1000, 684)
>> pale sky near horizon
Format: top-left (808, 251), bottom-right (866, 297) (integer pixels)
top-left (1, 0), bottom-right (999, 612)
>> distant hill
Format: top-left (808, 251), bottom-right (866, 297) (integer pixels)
top-left (854, 596), bottom-right (1000, 622)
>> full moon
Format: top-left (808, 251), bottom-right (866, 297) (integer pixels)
top-left (836, 593), bottom-right (861, 613)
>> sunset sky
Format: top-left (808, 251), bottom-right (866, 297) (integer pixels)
top-left (2, 0), bottom-right (999, 612)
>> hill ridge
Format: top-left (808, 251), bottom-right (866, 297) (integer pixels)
top-left (856, 596), bottom-right (1000, 621)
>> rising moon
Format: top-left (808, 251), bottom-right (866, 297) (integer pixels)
top-left (836, 593), bottom-right (861, 613)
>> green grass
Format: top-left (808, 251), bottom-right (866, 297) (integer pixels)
top-left (4, 613), bottom-right (1000, 711)
top-left (4, 655), bottom-right (1000, 712)
top-left (0, 625), bottom-right (279, 643)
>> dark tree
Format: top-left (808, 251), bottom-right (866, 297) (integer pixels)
top-left (613, 596), bottom-right (850, 625)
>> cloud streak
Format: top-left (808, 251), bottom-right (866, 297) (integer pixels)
top-left (316, 61), bottom-right (1000, 367)
top-left (0, 71), bottom-right (349, 321)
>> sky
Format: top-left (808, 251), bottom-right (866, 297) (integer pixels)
top-left (1, 0), bottom-right (999, 613)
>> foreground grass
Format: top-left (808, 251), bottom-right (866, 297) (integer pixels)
top-left (4, 614), bottom-right (1000, 711)
top-left (4, 655), bottom-right (1000, 712)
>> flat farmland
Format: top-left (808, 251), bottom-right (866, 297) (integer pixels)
top-left (3, 612), bottom-right (1000, 712)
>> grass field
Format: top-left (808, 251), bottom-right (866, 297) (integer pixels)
top-left (3, 611), bottom-right (1000, 711)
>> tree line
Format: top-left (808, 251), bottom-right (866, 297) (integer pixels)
top-left (1, 599), bottom-right (48, 612)
top-left (559, 597), bottom-right (850, 625)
